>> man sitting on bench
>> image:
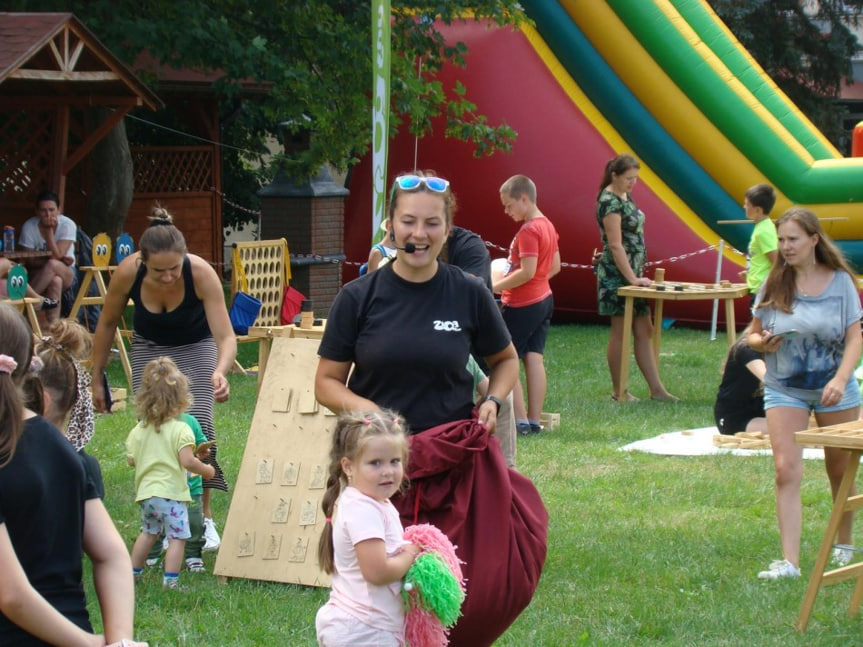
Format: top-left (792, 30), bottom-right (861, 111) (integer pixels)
top-left (18, 190), bottom-right (76, 325)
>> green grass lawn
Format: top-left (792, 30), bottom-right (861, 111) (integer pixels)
top-left (86, 323), bottom-right (863, 645)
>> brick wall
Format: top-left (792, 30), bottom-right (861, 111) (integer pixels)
top-left (127, 194), bottom-right (220, 265)
top-left (311, 197), bottom-right (344, 255)
top-left (289, 263), bottom-right (341, 316)
top-left (259, 183), bottom-right (347, 318)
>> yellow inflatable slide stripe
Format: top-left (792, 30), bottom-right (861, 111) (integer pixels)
top-left (677, 0), bottom-right (839, 157)
top-left (558, 0), bottom-right (772, 215)
top-left (653, 0), bottom-right (816, 165)
top-left (520, 21), bottom-right (742, 264)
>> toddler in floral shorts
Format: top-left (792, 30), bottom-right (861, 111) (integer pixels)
top-left (125, 357), bottom-right (214, 590)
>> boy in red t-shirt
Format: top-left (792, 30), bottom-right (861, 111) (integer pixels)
top-left (493, 175), bottom-right (561, 434)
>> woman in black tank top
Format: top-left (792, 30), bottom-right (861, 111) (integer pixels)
top-left (90, 208), bottom-right (237, 552)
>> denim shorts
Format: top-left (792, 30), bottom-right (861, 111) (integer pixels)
top-left (764, 378), bottom-right (861, 413)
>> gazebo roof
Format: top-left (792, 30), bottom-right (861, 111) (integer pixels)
top-left (0, 12), bottom-right (161, 110)
top-left (0, 12), bottom-right (163, 207)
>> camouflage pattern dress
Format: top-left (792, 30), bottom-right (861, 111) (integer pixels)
top-left (596, 189), bottom-right (649, 317)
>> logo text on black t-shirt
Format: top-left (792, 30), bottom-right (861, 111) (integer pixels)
top-left (434, 320), bottom-right (462, 331)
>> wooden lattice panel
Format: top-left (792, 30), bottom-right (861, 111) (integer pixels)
top-left (796, 421), bottom-right (863, 450)
top-left (231, 239), bottom-right (288, 327)
top-left (131, 146), bottom-right (213, 193)
top-left (0, 110), bottom-right (53, 201)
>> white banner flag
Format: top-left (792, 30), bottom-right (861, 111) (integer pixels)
top-left (371, 0), bottom-right (391, 244)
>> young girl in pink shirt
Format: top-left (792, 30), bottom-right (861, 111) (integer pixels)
top-left (316, 410), bottom-right (421, 646)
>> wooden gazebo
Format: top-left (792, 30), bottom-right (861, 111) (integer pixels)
top-left (0, 12), bottom-right (162, 231)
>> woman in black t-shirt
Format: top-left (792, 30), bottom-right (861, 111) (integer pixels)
top-left (316, 172), bottom-right (518, 434)
top-left (714, 324), bottom-right (766, 435)
top-left (315, 173), bottom-right (534, 647)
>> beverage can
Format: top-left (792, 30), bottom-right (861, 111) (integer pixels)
top-left (2, 226), bottom-right (14, 252)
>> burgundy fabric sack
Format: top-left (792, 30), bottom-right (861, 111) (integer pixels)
top-left (392, 417), bottom-right (548, 647)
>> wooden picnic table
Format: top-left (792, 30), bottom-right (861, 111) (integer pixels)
top-left (0, 249), bottom-right (53, 261)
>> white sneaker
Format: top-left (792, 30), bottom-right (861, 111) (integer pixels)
top-left (185, 557), bottom-right (206, 573)
top-left (757, 559), bottom-right (801, 580)
top-left (145, 557), bottom-right (159, 567)
top-left (831, 546), bottom-right (854, 567)
top-left (203, 517), bottom-right (220, 552)
top-left (162, 536), bottom-right (169, 552)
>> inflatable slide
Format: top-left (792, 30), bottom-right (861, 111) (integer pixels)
top-left (343, 0), bottom-right (863, 323)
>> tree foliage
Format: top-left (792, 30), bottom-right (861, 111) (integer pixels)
top-left (4, 0), bottom-right (524, 225)
top-left (712, 0), bottom-right (863, 147)
top-left (3, 0), bottom-right (527, 227)
top-left (10, 1), bottom-right (863, 227)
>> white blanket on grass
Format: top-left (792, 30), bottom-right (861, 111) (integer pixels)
top-left (619, 426), bottom-right (825, 460)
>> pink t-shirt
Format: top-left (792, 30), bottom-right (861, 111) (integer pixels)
top-left (326, 486), bottom-right (409, 633)
top-left (501, 215), bottom-right (559, 307)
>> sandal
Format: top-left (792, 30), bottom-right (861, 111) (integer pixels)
top-left (610, 392), bottom-right (639, 402)
top-left (39, 297), bottom-right (59, 311)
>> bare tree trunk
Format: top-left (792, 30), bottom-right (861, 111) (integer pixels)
top-left (87, 108), bottom-right (133, 238)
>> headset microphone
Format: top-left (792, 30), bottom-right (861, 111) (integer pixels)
top-left (389, 231), bottom-right (415, 253)
top-left (388, 231), bottom-right (416, 253)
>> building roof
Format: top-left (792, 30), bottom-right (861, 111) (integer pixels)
top-left (133, 52), bottom-right (271, 95)
top-left (0, 12), bottom-right (161, 110)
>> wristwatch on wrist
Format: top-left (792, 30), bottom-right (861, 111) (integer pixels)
top-left (482, 394), bottom-right (503, 413)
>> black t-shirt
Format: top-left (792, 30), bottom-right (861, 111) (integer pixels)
top-left (714, 345), bottom-right (765, 421)
top-left (319, 262), bottom-right (511, 432)
top-left (0, 416), bottom-right (98, 644)
top-left (448, 226), bottom-right (492, 290)
top-left (80, 448), bottom-right (105, 500)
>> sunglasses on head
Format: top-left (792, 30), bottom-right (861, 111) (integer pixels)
top-left (389, 175), bottom-right (450, 201)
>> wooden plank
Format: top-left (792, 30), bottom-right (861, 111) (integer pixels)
top-left (0, 96), bottom-right (141, 108)
top-left (9, 69), bottom-right (120, 81)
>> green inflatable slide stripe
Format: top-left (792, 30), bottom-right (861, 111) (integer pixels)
top-left (604, 0), bottom-right (809, 185)
top-left (606, 0), bottom-right (863, 204)
top-left (669, 0), bottom-right (837, 161)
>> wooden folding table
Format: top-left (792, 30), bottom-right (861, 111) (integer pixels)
top-left (68, 265), bottom-right (132, 387)
top-left (795, 422), bottom-right (863, 631)
top-left (615, 282), bottom-right (748, 402)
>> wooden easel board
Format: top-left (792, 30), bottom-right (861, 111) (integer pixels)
top-left (214, 336), bottom-right (334, 587)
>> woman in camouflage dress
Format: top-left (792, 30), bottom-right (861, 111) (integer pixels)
top-left (596, 154), bottom-right (677, 402)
